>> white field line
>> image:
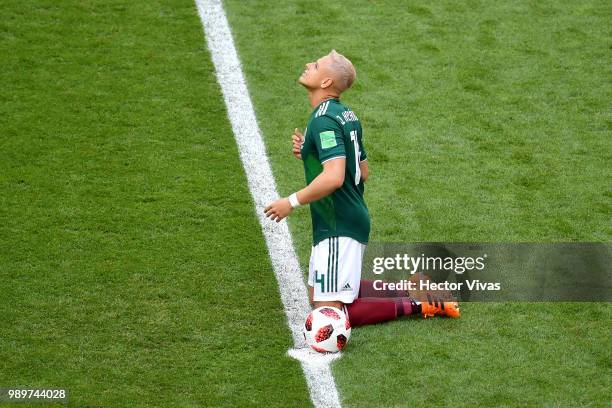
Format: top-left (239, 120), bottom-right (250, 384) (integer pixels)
top-left (194, 1), bottom-right (342, 407)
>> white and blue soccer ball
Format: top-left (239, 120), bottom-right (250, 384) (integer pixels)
top-left (303, 306), bottom-right (351, 353)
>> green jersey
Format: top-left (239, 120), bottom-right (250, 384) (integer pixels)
top-left (301, 98), bottom-right (370, 245)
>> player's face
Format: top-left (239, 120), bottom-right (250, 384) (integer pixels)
top-left (299, 55), bottom-right (331, 89)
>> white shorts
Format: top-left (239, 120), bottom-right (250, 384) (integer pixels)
top-left (307, 236), bottom-right (366, 304)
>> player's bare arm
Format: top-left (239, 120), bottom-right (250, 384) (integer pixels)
top-left (263, 158), bottom-right (345, 222)
top-left (295, 157), bottom-right (345, 203)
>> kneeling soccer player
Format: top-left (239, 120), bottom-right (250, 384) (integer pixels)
top-left (264, 50), bottom-right (459, 326)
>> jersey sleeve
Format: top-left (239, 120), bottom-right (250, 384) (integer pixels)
top-left (310, 115), bottom-right (346, 164)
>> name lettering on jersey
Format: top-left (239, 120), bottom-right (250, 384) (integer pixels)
top-left (341, 110), bottom-right (358, 122)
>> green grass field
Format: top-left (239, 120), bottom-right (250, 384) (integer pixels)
top-left (0, 1), bottom-right (309, 406)
top-left (1, 0), bottom-right (611, 407)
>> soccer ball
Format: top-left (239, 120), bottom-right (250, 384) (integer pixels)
top-left (303, 306), bottom-right (351, 353)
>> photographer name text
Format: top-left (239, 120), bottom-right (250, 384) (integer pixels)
top-left (374, 279), bottom-right (501, 291)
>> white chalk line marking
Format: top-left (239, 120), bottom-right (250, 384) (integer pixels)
top-left (194, 1), bottom-right (342, 407)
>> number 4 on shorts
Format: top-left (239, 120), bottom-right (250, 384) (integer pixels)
top-left (315, 270), bottom-right (325, 293)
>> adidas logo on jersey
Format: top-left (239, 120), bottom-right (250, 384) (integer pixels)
top-left (341, 283), bottom-right (352, 291)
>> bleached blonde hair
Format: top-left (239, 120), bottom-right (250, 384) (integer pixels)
top-left (328, 49), bottom-right (356, 92)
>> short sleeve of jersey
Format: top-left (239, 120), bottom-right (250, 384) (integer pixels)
top-left (309, 115), bottom-right (346, 164)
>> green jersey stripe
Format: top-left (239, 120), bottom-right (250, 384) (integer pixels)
top-left (334, 237), bottom-right (339, 292)
top-left (331, 237), bottom-right (337, 292)
top-left (327, 238), bottom-right (331, 293)
top-left (331, 237), bottom-right (335, 293)
top-left (329, 238), bottom-right (333, 294)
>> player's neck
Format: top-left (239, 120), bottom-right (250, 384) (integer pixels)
top-left (308, 90), bottom-right (340, 109)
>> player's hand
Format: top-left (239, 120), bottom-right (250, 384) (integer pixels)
top-left (264, 198), bottom-right (294, 222)
top-left (292, 128), bottom-right (303, 160)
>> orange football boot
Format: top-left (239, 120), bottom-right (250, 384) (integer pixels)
top-left (420, 294), bottom-right (460, 318)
